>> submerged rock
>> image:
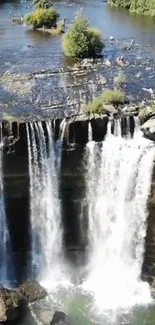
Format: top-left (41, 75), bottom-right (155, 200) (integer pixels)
top-left (0, 288), bottom-right (24, 322)
top-left (141, 117), bottom-right (155, 141)
top-left (50, 311), bottom-right (69, 325)
top-left (18, 280), bottom-right (47, 303)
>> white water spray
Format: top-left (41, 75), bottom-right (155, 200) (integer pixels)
top-left (26, 120), bottom-right (68, 287)
top-left (84, 118), bottom-right (155, 310)
top-left (0, 123), bottom-right (13, 284)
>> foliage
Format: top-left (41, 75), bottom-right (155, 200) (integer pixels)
top-left (25, 8), bottom-right (60, 29)
top-left (86, 89), bottom-right (125, 114)
top-left (87, 96), bottom-right (105, 114)
top-left (108, 0), bottom-right (155, 16)
top-left (101, 89), bottom-right (125, 105)
top-left (33, 0), bottom-right (53, 9)
top-left (108, 0), bottom-right (131, 8)
top-left (62, 13), bottom-right (104, 58)
top-left (114, 71), bottom-right (127, 86)
top-left (139, 105), bottom-right (155, 120)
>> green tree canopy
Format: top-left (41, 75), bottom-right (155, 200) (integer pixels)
top-left (25, 8), bottom-right (60, 29)
top-left (33, 0), bottom-right (53, 9)
top-left (62, 13), bottom-right (104, 59)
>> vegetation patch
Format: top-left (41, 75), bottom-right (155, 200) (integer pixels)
top-left (33, 0), bottom-right (53, 9)
top-left (114, 71), bottom-right (127, 87)
top-left (25, 8), bottom-right (60, 29)
top-left (86, 89), bottom-right (125, 114)
top-left (139, 105), bottom-right (155, 120)
top-left (108, 0), bottom-right (155, 17)
top-left (62, 12), bottom-right (104, 59)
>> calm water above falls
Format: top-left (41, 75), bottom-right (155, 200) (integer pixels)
top-left (1, 0), bottom-right (155, 116)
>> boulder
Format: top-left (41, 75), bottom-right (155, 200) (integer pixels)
top-left (50, 311), bottom-right (69, 325)
top-left (18, 280), bottom-right (47, 303)
top-left (0, 288), bottom-right (24, 322)
top-left (141, 118), bottom-right (155, 142)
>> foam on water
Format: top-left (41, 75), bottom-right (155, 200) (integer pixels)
top-left (83, 119), bottom-right (154, 310)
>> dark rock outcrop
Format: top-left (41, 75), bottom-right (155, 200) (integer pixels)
top-left (18, 280), bottom-right (47, 303)
top-left (50, 311), bottom-right (69, 325)
top-left (141, 118), bottom-right (155, 141)
top-left (0, 288), bottom-right (24, 322)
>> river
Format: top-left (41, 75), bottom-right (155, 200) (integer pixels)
top-left (1, 1), bottom-right (155, 325)
top-left (1, 0), bottom-right (155, 119)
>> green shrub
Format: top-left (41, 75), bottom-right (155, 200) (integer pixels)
top-left (114, 71), bottom-right (127, 87)
top-left (87, 96), bottom-right (104, 114)
top-left (33, 0), bottom-right (53, 9)
top-left (62, 13), bottom-right (104, 58)
top-left (25, 8), bottom-right (60, 29)
top-left (101, 89), bottom-right (125, 106)
top-left (109, 0), bottom-right (155, 16)
top-left (86, 89), bottom-right (125, 114)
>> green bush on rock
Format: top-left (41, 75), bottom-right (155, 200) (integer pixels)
top-left (25, 8), bottom-right (60, 29)
top-left (86, 89), bottom-right (125, 114)
top-left (62, 13), bottom-right (104, 58)
top-left (33, 0), bottom-right (53, 9)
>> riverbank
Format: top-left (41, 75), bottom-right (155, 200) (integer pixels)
top-left (108, 0), bottom-right (155, 17)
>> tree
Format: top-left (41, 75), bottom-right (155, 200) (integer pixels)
top-left (62, 13), bottom-right (104, 59)
top-left (33, 0), bottom-right (53, 9)
top-left (25, 8), bottom-right (60, 29)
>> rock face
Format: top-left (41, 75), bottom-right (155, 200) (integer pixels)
top-left (141, 118), bottom-right (155, 141)
top-left (18, 280), bottom-right (47, 303)
top-left (50, 311), bottom-right (69, 325)
top-left (0, 288), bottom-right (23, 322)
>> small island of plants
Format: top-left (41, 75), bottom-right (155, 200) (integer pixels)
top-left (24, 0), bottom-right (63, 34)
top-left (62, 12), bottom-right (104, 59)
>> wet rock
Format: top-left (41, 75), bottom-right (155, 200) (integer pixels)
top-left (12, 16), bottom-right (24, 24)
top-left (104, 105), bottom-right (118, 115)
top-left (122, 105), bottom-right (139, 114)
top-left (135, 71), bottom-right (142, 79)
top-left (139, 106), bottom-right (155, 122)
top-left (50, 311), bottom-right (69, 325)
top-left (141, 117), bottom-right (155, 141)
top-left (18, 280), bottom-right (47, 303)
top-left (0, 288), bottom-right (24, 322)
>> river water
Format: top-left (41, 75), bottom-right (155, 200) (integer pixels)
top-left (1, 0), bottom-right (155, 118)
top-left (1, 1), bottom-right (155, 325)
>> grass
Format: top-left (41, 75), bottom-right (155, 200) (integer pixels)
top-left (139, 105), bottom-right (155, 120)
top-left (114, 71), bottom-right (127, 86)
top-left (86, 88), bottom-right (125, 114)
top-left (101, 89), bottom-right (125, 105)
top-left (2, 113), bottom-right (15, 121)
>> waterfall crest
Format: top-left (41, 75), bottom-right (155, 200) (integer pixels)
top-left (84, 119), bottom-right (155, 310)
top-left (26, 120), bottom-right (66, 286)
top-left (0, 123), bottom-right (13, 284)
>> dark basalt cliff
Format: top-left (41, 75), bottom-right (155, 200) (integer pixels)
top-left (1, 114), bottom-right (155, 282)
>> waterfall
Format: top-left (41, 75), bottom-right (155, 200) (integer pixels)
top-left (84, 118), bottom-right (155, 310)
top-left (0, 123), bottom-right (13, 285)
top-left (26, 120), bottom-right (66, 286)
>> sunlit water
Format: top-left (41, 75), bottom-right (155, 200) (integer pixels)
top-left (21, 119), bottom-right (155, 325)
top-left (26, 120), bottom-right (70, 286)
top-left (83, 120), bottom-right (154, 310)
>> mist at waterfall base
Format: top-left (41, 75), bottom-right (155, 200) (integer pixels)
top-left (24, 118), bottom-right (155, 325)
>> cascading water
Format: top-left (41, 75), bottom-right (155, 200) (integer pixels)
top-left (0, 123), bottom-right (13, 284)
top-left (26, 120), bottom-right (67, 287)
top-left (84, 118), bottom-right (155, 310)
